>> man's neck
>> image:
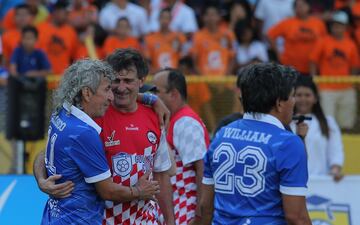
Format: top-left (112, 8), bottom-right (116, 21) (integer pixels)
top-left (170, 101), bottom-right (186, 116)
top-left (206, 25), bottom-right (218, 33)
top-left (113, 102), bottom-right (138, 113)
top-left (160, 27), bottom-right (170, 34)
top-left (115, 0), bottom-right (127, 9)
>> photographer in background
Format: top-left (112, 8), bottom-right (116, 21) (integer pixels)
top-left (290, 75), bottom-right (344, 182)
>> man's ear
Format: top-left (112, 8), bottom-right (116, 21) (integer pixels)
top-left (81, 87), bottom-right (92, 103)
top-left (139, 77), bottom-right (145, 87)
top-left (275, 98), bottom-right (283, 113)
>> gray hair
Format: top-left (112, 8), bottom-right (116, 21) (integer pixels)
top-left (53, 59), bottom-right (115, 114)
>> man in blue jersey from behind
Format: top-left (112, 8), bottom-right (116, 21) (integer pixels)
top-left (39, 59), bottom-right (160, 225)
top-left (200, 63), bottom-right (312, 225)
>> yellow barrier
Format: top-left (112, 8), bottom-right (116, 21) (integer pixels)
top-left (46, 75), bottom-right (360, 87)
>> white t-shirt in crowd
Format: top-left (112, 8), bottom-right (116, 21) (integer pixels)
top-left (99, 2), bottom-right (148, 37)
top-left (149, 0), bottom-right (198, 33)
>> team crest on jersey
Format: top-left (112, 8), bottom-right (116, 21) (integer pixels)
top-left (307, 195), bottom-right (351, 225)
top-left (112, 153), bottom-right (132, 177)
top-left (105, 130), bottom-right (120, 147)
top-left (147, 131), bottom-right (157, 144)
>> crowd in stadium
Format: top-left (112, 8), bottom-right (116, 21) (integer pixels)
top-left (1, 0), bottom-right (360, 131)
top-left (0, 0), bottom-right (355, 224)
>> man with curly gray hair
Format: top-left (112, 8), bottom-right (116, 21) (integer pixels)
top-left (35, 59), bottom-right (161, 225)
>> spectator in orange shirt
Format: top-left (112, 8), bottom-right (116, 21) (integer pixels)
top-left (103, 17), bottom-right (141, 57)
top-left (191, 4), bottom-right (236, 76)
top-left (2, 0), bottom-right (49, 31)
top-left (268, 0), bottom-right (327, 75)
top-left (37, 1), bottom-right (78, 76)
top-left (68, 0), bottom-right (98, 33)
top-left (144, 8), bottom-right (186, 73)
top-left (74, 23), bottom-right (108, 60)
top-left (310, 11), bottom-right (359, 129)
top-left (334, 0), bottom-right (360, 9)
top-left (351, 2), bottom-right (360, 50)
top-left (2, 4), bottom-right (33, 65)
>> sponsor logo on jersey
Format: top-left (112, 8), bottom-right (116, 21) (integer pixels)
top-left (147, 131), bottom-right (157, 144)
top-left (113, 153), bottom-right (133, 177)
top-left (307, 195), bottom-right (351, 225)
top-left (125, 124), bottom-right (139, 131)
top-left (105, 130), bottom-right (120, 147)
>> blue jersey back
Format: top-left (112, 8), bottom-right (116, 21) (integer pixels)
top-left (41, 107), bottom-right (110, 225)
top-left (203, 116), bottom-right (308, 225)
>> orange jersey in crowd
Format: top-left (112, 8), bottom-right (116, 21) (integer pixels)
top-left (144, 31), bottom-right (186, 71)
top-left (1, 29), bottom-right (21, 62)
top-left (74, 42), bottom-right (105, 61)
top-left (2, 6), bottom-right (49, 31)
top-left (310, 35), bottom-right (359, 90)
top-left (268, 16), bottom-right (327, 74)
top-left (37, 21), bottom-right (78, 75)
top-left (102, 36), bottom-right (141, 57)
top-left (335, 0), bottom-right (360, 9)
top-left (68, 4), bottom-right (98, 27)
top-left (191, 28), bottom-right (235, 76)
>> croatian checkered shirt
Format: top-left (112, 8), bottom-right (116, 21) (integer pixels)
top-left (166, 106), bottom-right (210, 224)
top-left (96, 104), bottom-right (171, 225)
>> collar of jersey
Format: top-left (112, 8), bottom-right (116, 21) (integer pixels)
top-left (243, 113), bottom-right (285, 130)
top-left (63, 102), bottom-right (102, 134)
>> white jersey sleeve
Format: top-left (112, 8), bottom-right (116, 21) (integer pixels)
top-left (173, 116), bottom-right (207, 166)
top-left (153, 129), bottom-right (172, 172)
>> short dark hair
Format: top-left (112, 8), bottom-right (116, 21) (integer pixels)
top-left (159, 68), bottom-right (187, 101)
top-left (22, 25), bottom-right (38, 38)
top-left (53, 0), bottom-right (68, 11)
top-left (116, 17), bottom-right (130, 26)
top-left (15, 3), bottom-right (31, 14)
top-left (202, 3), bottom-right (220, 17)
top-left (237, 63), bottom-right (297, 114)
top-left (160, 7), bottom-right (172, 17)
top-left (106, 48), bottom-right (149, 79)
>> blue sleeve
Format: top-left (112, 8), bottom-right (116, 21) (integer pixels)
top-left (275, 135), bottom-right (308, 196)
top-left (68, 129), bottom-right (110, 183)
top-left (38, 50), bottom-right (51, 70)
top-left (202, 130), bottom-right (223, 185)
top-left (10, 47), bottom-right (20, 65)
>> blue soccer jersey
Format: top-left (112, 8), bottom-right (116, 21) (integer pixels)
top-left (203, 113), bottom-right (308, 225)
top-left (41, 103), bottom-right (111, 225)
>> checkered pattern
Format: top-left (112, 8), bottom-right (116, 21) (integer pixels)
top-left (166, 116), bottom-right (208, 225)
top-left (170, 153), bottom-right (197, 225)
top-left (103, 154), bottom-right (160, 225)
top-left (173, 117), bottom-right (207, 165)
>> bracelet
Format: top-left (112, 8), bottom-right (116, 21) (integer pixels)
top-left (129, 186), bottom-right (134, 197)
top-left (142, 93), bottom-right (158, 106)
top-left (134, 185), bottom-right (142, 198)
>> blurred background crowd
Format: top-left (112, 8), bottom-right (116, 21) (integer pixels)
top-left (1, 0), bottom-right (360, 174)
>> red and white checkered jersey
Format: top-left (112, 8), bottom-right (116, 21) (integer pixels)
top-left (96, 104), bottom-right (171, 225)
top-left (166, 105), bottom-right (210, 224)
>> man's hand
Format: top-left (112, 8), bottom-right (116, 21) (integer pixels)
top-left (153, 98), bottom-right (170, 129)
top-left (188, 216), bottom-right (201, 225)
top-left (135, 172), bottom-right (160, 201)
top-left (38, 174), bottom-right (75, 198)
